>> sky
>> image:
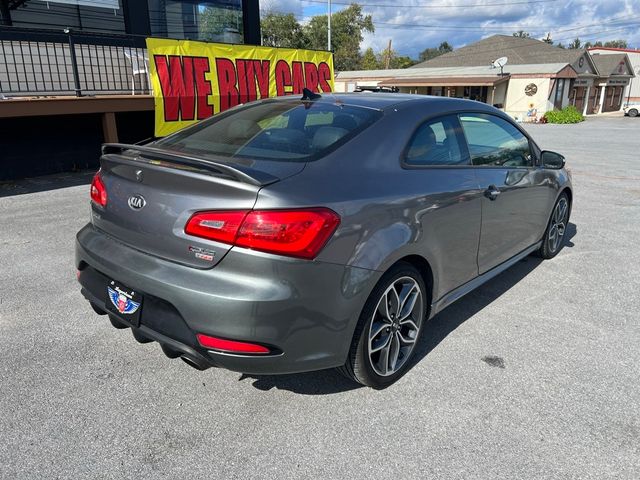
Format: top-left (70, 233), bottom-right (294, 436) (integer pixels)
top-left (260, 0), bottom-right (640, 58)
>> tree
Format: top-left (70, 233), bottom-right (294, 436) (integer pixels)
top-left (304, 4), bottom-right (374, 71)
top-left (418, 41), bottom-right (453, 62)
top-left (260, 13), bottom-right (306, 48)
top-left (361, 47), bottom-right (380, 70)
top-left (604, 39), bottom-right (628, 48)
top-left (568, 37), bottom-right (582, 49)
top-left (391, 55), bottom-right (417, 69)
top-left (199, 6), bottom-right (243, 41)
top-left (583, 39), bottom-right (627, 49)
top-left (376, 47), bottom-right (416, 69)
top-left (512, 30), bottom-right (530, 38)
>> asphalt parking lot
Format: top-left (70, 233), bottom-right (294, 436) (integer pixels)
top-left (1, 114), bottom-right (639, 479)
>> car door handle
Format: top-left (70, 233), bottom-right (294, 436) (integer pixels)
top-left (484, 185), bottom-right (501, 200)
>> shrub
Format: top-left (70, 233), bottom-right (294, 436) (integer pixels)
top-left (544, 106), bottom-right (584, 124)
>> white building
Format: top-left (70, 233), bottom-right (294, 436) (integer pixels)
top-left (589, 47), bottom-right (640, 104)
top-left (335, 35), bottom-right (635, 120)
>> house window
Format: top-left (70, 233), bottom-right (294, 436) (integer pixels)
top-left (148, 0), bottom-right (244, 43)
top-left (7, 0), bottom-right (126, 34)
top-left (554, 79), bottom-right (566, 109)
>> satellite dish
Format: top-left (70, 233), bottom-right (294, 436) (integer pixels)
top-left (493, 56), bottom-right (508, 68)
top-left (492, 57), bottom-right (509, 76)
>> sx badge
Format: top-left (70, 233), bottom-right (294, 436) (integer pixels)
top-left (108, 284), bottom-right (140, 315)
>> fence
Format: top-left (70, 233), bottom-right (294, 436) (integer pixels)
top-left (0, 27), bottom-right (151, 97)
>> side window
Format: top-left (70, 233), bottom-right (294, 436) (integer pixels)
top-left (404, 115), bottom-right (469, 166)
top-left (459, 114), bottom-right (533, 167)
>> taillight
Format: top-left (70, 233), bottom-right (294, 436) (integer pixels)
top-left (236, 209), bottom-right (340, 259)
top-left (90, 171), bottom-right (107, 207)
top-left (184, 210), bottom-right (248, 244)
top-left (196, 333), bottom-right (270, 354)
top-left (184, 208), bottom-right (340, 260)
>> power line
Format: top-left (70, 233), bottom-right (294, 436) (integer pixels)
top-left (372, 18), bottom-right (640, 33)
top-left (301, 0), bottom-right (558, 8)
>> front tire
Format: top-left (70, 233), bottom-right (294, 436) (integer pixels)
top-left (538, 193), bottom-right (570, 259)
top-left (339, 262), bottom-right (427, 388)
top-left (628, 108), bottom-right (638, 118)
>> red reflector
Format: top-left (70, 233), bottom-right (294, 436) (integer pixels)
top-left (185, 210), bottom-right (249, 245)
top-left (196, 333), bottom-right (270, 354)
top-left (90, 171), bottom-right (108, 207)
top-left (184, 208), bottom-right (340, 260)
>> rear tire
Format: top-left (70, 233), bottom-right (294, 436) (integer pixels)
top-left (338, 262), bottom-right (427, 388)
top-left (538, 192), bottom-right (570, 259)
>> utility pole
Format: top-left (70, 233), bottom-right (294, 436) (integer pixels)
top-left (385, 39), bottom-right (392, 69)
top-left (327, 0), bottom-right (332, 51)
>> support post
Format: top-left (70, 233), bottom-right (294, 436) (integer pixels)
top-left (65, 28), bottom-right (82, 97)
top-left (597, 84), bottom-right (606, 114)
top-left (327, 0), bottom-right (332, 51)
top-left (583, 85), bottom-right (590, 116)
top-left (102, 112), bottom-right (118, 143)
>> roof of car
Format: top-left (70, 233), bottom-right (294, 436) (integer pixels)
top-left (267, 92), bottom-right (492, 112)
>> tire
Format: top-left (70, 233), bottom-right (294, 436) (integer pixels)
top-left (628, 108), bottom-right (638, 118)
top-left (537, 192), bottom-right (570, 259)
top-left (338, 262), bottom-right (428, 388)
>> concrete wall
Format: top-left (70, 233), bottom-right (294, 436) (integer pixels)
top-left (492, 82), bottom-right (508, 107)
top-left (504, 77), bottom-right (551, 121)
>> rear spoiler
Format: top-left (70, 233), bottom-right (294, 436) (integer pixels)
top-left (101, 143), bottom-right (279, 187)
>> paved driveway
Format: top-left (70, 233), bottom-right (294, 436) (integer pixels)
top-left (1, 115), bottom-right (638, 479)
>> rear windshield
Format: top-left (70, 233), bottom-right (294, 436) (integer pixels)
top-left (154, 100), bottom-right (382, 162)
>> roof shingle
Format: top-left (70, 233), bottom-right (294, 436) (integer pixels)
top-left (411, 35), bottom-right (585, 69)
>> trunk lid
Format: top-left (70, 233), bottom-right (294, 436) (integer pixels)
top-left (92, 145), bottom-right (304, 268)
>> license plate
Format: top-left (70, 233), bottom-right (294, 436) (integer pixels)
top-left (105, 279), bottom-right (143, 327)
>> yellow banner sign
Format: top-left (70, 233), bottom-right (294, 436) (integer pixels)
top-left (146, 38), bottom-right (335, 137)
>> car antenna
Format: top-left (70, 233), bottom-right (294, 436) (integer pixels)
top-left (301, 88), bottom-right (322, 101)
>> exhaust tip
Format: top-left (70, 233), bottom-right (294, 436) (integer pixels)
top-left (180, 354), bottom-right (211, 371)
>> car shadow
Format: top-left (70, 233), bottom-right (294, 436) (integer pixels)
top-left (0, 170), bottom-right (95, 197)
top-left (239, 223), bottom-right (577, 395)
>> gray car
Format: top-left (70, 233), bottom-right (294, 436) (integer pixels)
top-left (76, 93), bottom-right (572, 388)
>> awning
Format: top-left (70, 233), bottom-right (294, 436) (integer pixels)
top-left (378, 76), bottom-right (510, 87)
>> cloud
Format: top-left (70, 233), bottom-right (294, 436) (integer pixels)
top-left (269, 0), bottom-right (640, 58)
top-left (368, 0), bottom-right (640, 56)
top-left (260, 0), bottom-right (305, 17)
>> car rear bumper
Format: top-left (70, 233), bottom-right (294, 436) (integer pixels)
top-left (75, 223), bottom-right (380, 374)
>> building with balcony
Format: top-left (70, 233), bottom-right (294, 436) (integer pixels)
top-left (0, 0), bottom-right (260, 180)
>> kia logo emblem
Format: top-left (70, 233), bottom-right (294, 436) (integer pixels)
top-left (128, 194), bottom-right (146, 210)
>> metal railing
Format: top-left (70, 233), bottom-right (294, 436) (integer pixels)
top-left (0, 26), bottom-right (151, 97)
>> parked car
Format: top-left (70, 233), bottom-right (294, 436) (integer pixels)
top-left (76, 93), bottom-right (572, 388)
top-left (623, 104), bottom-right (639, 117)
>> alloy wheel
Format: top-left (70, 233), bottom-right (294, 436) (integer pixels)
top-left (548, 197), bottom-right (568, 253)
top-left (368, 276), bottom-right (423, 377)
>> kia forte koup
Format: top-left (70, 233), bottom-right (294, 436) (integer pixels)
top-left (76, 93), bottom-right (571, 388)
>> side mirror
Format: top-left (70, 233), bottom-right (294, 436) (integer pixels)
top-left (541, 150), bottom-right (565, 169)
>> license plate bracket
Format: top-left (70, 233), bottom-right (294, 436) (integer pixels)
top-left (105, 279), bottom-right (143, 327)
